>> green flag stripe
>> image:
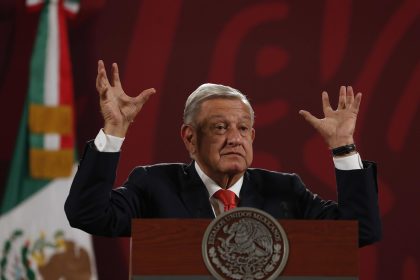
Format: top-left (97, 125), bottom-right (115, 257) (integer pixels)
top-left (30, 133), bottom-right (44, 148)
top-left (28, 3), bottom-right (49, 151)
top-left (0, 100), bottom-right (50, 215)
top-left (28, 5), bottom-right (48, 105)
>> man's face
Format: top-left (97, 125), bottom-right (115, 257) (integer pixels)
top-left (192, 98), bottom-right (255, 182)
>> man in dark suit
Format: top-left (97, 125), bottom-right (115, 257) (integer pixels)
top-left (65, 60), bottom-right (381, 247)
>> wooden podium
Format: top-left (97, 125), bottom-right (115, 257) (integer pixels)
top-left (130, 219), bottom-right (358, 280)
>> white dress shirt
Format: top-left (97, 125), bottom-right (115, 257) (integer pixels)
top-left (194, 161), bottom-right (242, 216)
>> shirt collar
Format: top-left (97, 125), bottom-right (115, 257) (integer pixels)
top-left (194, 161), bottom-right (243, 198)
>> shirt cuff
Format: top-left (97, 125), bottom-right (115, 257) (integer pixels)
top-left (333, 153), bottom-right (363, 170)
top-left (94, 129), bottom-right (125, 152)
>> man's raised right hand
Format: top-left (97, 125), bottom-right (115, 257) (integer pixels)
top-left (96, 60), bottom-right (156, 137)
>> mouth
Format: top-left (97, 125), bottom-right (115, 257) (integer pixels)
top-left (221, 152), bottom-right (244, 157)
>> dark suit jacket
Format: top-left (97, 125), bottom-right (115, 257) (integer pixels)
top-left (65, 143), bottom-right (381, 247)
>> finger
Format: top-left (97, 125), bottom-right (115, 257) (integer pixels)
top-left (351, 92), bottom-right (362, 112)
top-left (96, 60), bottom-right (110, 94)
top-left (97, 72), bottom-right (109, 97)
top-left (112, 63), bottom-right (121, 87)
top-left (97, 59), bottom-right (105, 73)
top-left (338, 86), bottom-right (346, 109)
top-left (299, 110), bottom-right (321, 129)
top-left (96, 60), bottom-right (103, 90)
top-left (321, 91), bottom-right (332, 115)
top-left (346, 86), bottom-right (354, 107)
top-left (97, 60), bottom-right (108, 83)
top-left (134, 88), bottom-right (156, 105)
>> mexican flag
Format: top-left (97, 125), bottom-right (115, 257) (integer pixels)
top-left (0, 0), bottom-right (96, 279)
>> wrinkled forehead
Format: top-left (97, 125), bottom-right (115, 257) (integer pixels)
top-left (197, 97), bottom-right (253, 122)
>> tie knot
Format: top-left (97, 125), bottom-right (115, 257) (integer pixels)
top-left (213, 189), bottom-right (237, 211)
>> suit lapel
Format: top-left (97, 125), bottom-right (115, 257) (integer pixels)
top-left (179, 162), bottom-right (214, 218)
top-left (238, 171), bottom-right (264, 209)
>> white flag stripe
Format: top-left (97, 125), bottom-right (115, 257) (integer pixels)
top-left (26, 0), bottom-right (44, 7)
top-left (44, 1), bottom-right (59, 107)
top-left (44, 133), bottom-right (60, 150)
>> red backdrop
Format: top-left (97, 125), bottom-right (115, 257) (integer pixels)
top-left (1, 0), bottom-right (419, 279)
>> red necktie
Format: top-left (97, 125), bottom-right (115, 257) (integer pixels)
top-left (213, 189), bottom-right (237, 211)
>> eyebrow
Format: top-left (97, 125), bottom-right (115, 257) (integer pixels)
top-left (207, 115), bottom-right (252, 121)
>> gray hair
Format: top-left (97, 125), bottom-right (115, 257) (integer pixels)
top-left (183, 83), bottom-right (254, 125)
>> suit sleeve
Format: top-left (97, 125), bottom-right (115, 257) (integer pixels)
top-left (64, 141), bottom-right (142, 237)
top-left (335, 161), bottom-right (382, 247)
top-left (294, 161), bottom-right (381, 247)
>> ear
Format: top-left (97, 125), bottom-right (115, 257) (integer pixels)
top-left (251, 128), bottom-right (255, 142)
top-left (180, 124), bottom-right (197, 156)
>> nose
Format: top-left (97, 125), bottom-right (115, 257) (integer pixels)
top-left (226, 127), bottom-right (243, 146)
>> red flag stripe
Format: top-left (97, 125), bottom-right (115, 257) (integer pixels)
top-left (58, 2), bottom-right (75, 149)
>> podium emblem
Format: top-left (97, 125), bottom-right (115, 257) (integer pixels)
top-left (202, 207), bottom-right (289, 280)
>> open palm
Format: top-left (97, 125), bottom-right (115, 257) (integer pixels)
top-left (299, 86), bottom-right (362, 149)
